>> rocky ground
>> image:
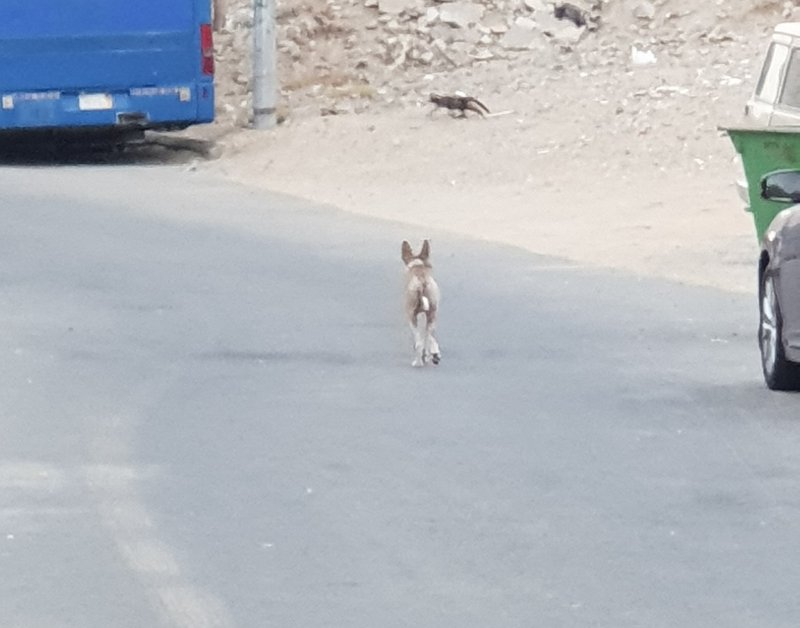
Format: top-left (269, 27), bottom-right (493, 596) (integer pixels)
top-left (194, 0), bottom-right (800, 294)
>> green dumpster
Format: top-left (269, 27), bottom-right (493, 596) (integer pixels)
top-left (726, 126), bottom-right (800, 241)
top-left (724, 126), bottom-right (800, 390)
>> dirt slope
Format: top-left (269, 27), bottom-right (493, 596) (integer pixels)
top-left (201, 0), bottom-right (799, 294)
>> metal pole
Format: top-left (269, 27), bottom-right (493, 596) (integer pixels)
top-left (253, 0), bottom-right (277, 129)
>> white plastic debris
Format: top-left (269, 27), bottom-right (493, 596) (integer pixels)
top-left (720, 75), bottom-right (743, 87)
top-left (631, 46), bottom-right (657, 66)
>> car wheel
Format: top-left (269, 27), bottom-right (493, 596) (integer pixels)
top-left (759, 270), bottom-right (800, 390)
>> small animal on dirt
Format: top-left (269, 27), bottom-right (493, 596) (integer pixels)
top-left (554, 2), bottom-right (587, 27)
top-left (402, 240), bottom-right (441, 367)
top-left (429, 93), bottom-right (490, 118)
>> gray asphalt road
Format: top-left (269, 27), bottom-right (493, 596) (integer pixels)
top-left (1, 163), bottom-right (799, 628)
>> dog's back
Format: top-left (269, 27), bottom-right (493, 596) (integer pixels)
top-left (405, 259), bottom-right (438, 315)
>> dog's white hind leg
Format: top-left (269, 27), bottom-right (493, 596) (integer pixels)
top-left (409, 320), bottom-right (425, 367)
top-left (425, 316), bottom-right (441, 365)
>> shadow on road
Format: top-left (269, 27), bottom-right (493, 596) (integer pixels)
top-left (0, 130), bottom-right (215, 167)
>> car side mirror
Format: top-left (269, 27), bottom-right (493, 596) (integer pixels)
top-left (761, 170), bottom-right (800, 203)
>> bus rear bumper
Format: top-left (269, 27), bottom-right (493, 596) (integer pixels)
top-left (0, 82), bottom-right (214, 132)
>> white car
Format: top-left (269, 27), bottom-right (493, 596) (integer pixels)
top-left (738, 23), bottom-right (800, 205)
top-left (746, 23), bottom-right (800, 126)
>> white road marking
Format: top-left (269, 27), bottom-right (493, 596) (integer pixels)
top-left (118, 539), bottom-right (181, 577)
top-left (158, 587), bottom-right (233, 628)
top-left (0, 461), bottom-right (66, 490)
top-left (85, 415), bottom-right (235, 628)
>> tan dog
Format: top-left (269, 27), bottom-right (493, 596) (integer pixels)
top-left (402, 240), bottom-right (441, 367)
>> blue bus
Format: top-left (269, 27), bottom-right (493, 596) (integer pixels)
top-left (0, 0), bottom-right (215, 136)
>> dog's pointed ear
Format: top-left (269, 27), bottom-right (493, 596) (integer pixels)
top-left (401, 240), bottom-right (414, 264)
top-left (420, 239), bottom-right (431, 261)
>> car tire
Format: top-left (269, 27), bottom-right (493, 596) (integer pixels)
top-left (759, 270), bottom-right (800, 391)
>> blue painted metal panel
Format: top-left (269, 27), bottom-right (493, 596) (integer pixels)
top-left (0, 1), bottom-right (196, 35)
top-left (0, 0), bottom-right (214, 131)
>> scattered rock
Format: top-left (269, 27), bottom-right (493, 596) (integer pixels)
top-left (705, 26), bottom-right (736, 43)
top-left (500, 24), bottom-right (543, 50)
top-left (454, 28), bottom-right (482, 44)
top-left (515, 16), bottom-right (537, 31)
top-left (534, 10), bottom-right (586, 44)
top-left (378, 0), bottom-right (421, 14)
top-left (438, 2), bottom-right (485, 29)
top-left (483, 12), bottom-right (509, 34)
top-left (552, 23), bottom-right (585, 45)
top-left (472, 48), bottom-right (495, 60)
top-left (534, 10), bottom-right (567, 36)
top-left (422, 6), bottom-right (439, 25)
top-left (214, 0), bottom-right (771, 130)
top-left (633, 1), bottom-right (656, 21)
top-left (279, 40), bottom-right (302, 60)
top-left (554, 3), bottom-right (588, 28)
top-left (523, 0), bottom-right (547, 11)
top-left (429, 24), bottom-right (456, 44)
